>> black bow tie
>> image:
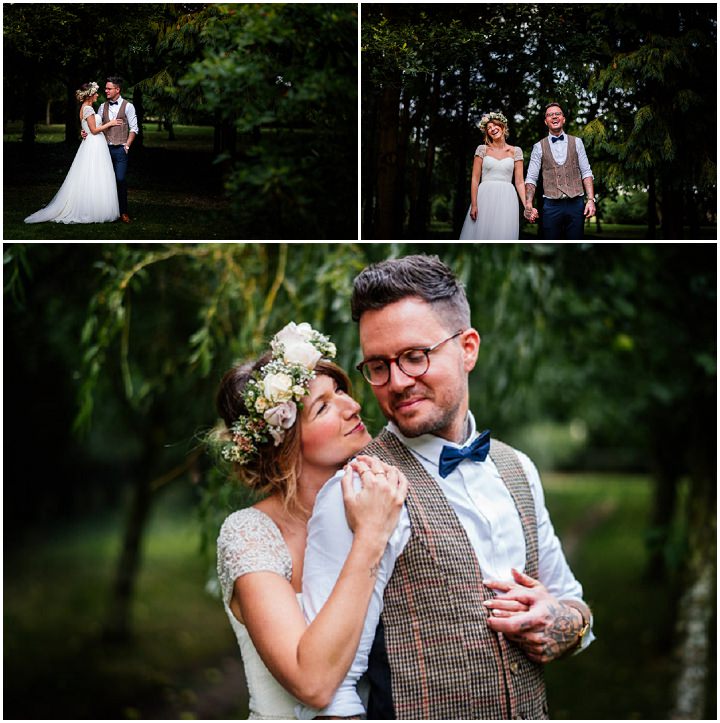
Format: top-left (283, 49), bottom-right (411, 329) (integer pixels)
top-left (551, 134), bottom-right (565, 143)
top-left (438, 429), bottom-right (491, 478)
top-left (109, 101), bottom-right (118, 106)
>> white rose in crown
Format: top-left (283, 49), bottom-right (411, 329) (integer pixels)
top-left (263, 372), bottom-right (294, 403)
top-left (264, 401), bottom-right (298, 433)
top-left (273, 322), bottom-right (321, 369)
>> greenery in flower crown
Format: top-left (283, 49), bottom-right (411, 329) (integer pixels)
top-left (220, 322), bottom-right (336, 465)
top-left (478, 111), bottom-right (508, 131)
top-left (77, 81), bottom-right (99, 100)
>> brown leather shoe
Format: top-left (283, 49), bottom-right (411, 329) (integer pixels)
top-left (120, 214), bottom-right (131, 223)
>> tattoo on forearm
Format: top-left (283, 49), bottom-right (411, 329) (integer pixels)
top-left (369, 563), bottom-right (379, 578)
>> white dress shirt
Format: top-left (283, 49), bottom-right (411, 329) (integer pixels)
top-left (525, 133), bottom-right (593, 195)
top-left (103, 95), bottom-right (139, 139)
top-left (298, 412), bottom-right (594, 719)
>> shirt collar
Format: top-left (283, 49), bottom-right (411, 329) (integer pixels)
top-left (386, 411), bottom-right (478, 466)
top-left (109, 96), bottom-right (123, 105)
top-left (548, 132), bottom-right (566, 141)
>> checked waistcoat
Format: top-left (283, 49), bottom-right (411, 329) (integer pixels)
top-left (364, 429), bottom-right (548, 720)
top-left (101, 100), bottom-right (129, 145)
top-left (540, 134), bottom-right (583, 199)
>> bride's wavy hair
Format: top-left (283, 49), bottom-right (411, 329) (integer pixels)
top-left (75, 82), bottom-right (99, 102)
top-left (213, 354), bottom-right (352, 515)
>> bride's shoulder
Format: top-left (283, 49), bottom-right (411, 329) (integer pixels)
top-left (81, 105), bottom-right (96, 118)
top-left (474, 144), bottom-right (487, 159)
top-left (513, 146), bottom-right (524, 161)
top-left (217, 507), bottom-right (292, 583)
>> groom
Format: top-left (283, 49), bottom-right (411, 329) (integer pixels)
top-left (301, 255), bottom-right (594, 720)
top-left (524, 103), bottom-right (596, 239)
top-left (82, 76), bottom-right (138, 223)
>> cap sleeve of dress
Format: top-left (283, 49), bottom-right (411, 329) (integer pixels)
top-left (216, 507), bottom-right (293, 607)
top-left (514, 146), bottom-right (524, 161)
top-left (474, 145), bottom-right (487, 159)
top-left (82, 106), bottom-right (95, 119)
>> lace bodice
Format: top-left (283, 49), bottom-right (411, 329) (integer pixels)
top-left (217, 507), bottom-right (299, 719)
top-left (474, 145), bottom-right (523, 184)
top-left (217, 507), bottom-right (293, 604)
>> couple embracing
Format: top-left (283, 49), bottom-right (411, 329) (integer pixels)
top-left (25, 77), bottom-right (137, 225)
top-left (216, 255), bottom-right (594, 719)
top-left (460, 103), bottom-right (596, 240)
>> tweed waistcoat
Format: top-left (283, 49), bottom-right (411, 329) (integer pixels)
top-left (364, 429), bottom-right (548, 720)
top-left (101, 100), bottom-right (129, 145)
top-left (540, 135), bottom-right (583, 199)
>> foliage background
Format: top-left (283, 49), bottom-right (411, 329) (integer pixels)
top-left (3, 242), bottom-right (716, 719)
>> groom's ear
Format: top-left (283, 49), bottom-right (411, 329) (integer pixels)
top-left (461, 329), bottom-right (481, 373)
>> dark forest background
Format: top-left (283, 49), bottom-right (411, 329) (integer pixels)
top-left (4, 3), bottom-right (357, 239)
top-left (361, 4), bottom-right (717, 240)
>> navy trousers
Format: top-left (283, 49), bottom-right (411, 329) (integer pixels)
top-left (108, 145), bottom-right (129, 215)
top-left (541, 197), bottom-right (584, 239)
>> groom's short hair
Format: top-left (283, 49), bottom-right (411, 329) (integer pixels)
top-left (544, 102), bottom-right (564, 116)
top-left (351, 254), bottom-right (471, 331)
top-left (106, 76), bottom-right (124, 89)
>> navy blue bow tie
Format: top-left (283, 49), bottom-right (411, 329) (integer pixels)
top-left (438, 429), bottom-right (491, 478)
top-left (551, 134), bottom-right (565, 143)
top-left (109, 101), bottom-right (118, 106)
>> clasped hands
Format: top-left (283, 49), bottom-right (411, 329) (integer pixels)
top-left (482, 568), bottom-right (585, 664)
top-left (523, 206), bottom-right (539, 223)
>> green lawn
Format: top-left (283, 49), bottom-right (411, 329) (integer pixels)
top-left (3, 124), bottom-right (237, 240)
top-left (3, 473), bottom-right (696, 719)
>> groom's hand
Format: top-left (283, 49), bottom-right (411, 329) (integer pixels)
top-left (584, 200), bottom-right (596, 218)
top-left (483, 568), bottom-right (586, 664)
top-left (81, 130), bottom-right (88, 141)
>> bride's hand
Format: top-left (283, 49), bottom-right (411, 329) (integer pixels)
top-left (341, 455), bottom-right (407, 544)
top-left (109, 119), bottom-right (124, 127)
top-left (470, 206), bottom-right (478, 221)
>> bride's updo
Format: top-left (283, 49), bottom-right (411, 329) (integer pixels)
top-left (75, 82), bottom-right (99, 102)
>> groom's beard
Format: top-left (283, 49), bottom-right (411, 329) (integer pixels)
top-left (387, 384), bottom-right (464, 440)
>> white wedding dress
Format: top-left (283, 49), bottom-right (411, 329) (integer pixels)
top-left (217, 507), bottom-right (302, 720)
top-left (459, 145), bottom-right (523, 240)
top-left (24, 105), bottom-right (119, 224)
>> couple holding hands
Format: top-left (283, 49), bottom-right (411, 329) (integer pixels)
top-left (460, 102), bottom-right (597, 240)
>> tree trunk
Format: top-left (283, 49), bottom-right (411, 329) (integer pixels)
top-left (416, 71), bottom-right (441, 238)
top-left (670, 443), bottom-right (716, 718)
top-left (64, 82), bottom-right (77, 144)
top-left (45, 99), bottom-right (52, 126)
top-left (102, 443), bottom-right (156, 642)
top-left (132, 86), bottom-right (144, 150)
top-left (374, 78), bottom-right (402, 240)
top-left (647, 170), bottom-right (657, 239)
top-left (453, 64), bottom-right (472, 238)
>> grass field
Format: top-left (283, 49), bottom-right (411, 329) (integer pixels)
top-left (3, 124), bottom-right (236, 241)
top-left (3, 472), bottom-right (704, 720)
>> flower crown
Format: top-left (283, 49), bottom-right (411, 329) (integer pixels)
top-left (221, 322), bottom-right (337, 465)
top-left (478, 111), bottom-right (508, 131)
top-left (77, 82), bottom-right (99, 100)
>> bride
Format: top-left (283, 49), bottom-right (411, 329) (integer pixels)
top-left (459, 111), bottom-right (536, 240)
top-left (214, 322), bottom-right (407, 719)
top-left (24, 82), bottom-right (120, 224)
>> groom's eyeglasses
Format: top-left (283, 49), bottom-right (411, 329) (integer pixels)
top-left (546, 112), bottom-right (563, 118)
top-left (356, 330), bottom-right (465, 386)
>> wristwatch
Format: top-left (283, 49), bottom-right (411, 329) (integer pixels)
top-left (587, 197), bottom-right (596, 203)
